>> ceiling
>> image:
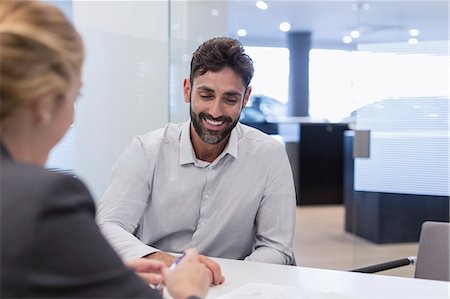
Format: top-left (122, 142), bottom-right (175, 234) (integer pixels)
top-left (227, 0), bottom-right (449, 49)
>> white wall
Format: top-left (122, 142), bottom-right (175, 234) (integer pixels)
top-left (73, 1), bottom-right (169, 200)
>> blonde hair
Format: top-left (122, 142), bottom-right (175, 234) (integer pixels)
top-left (0, 0), bottom-right (84, 122)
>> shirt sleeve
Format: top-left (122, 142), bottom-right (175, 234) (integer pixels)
top-left (30, 175), bottom-right (160, 298)
top-left (244, 144), bottom-right (297, 265)
top-left (96, 137), bottom-right (159, 260)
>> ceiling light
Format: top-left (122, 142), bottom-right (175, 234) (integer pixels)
top-left (408, 38), bottom-right (418, 45)
top-left (279, 22), bottom-right (291, 32)
top-left (237, 29), bottom-right (247, 37)
top-left (211, 9), bottom-right (220, 17)
top-left (409, 28), bottom-right (420, 37)
top-left (350, 30), bottom-right (360, 38)
top-left (351, 2), bottom-right (370, 11)
top-left (256, 1), bottom-right (268, 10)
top-left (342, 36), bottom-right (352, 44)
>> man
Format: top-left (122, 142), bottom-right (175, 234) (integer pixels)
top-left (97, 37), bottom-right (296, 282)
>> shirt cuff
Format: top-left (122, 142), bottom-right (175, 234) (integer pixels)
top-left (121, 244), bottom-right (159, 260)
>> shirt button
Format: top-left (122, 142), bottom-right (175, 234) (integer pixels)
top-left (199, 221), bottom-right (205, 226)
top-left (205, 194), bottom-right (209, 199)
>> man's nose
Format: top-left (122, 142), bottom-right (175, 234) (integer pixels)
top-left (208, 99), bottom-right (223, 118)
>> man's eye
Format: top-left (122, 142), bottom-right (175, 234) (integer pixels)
top-left (200, 95), bottom-right (213, 100)
top-left (225, 98), bottom-right (238, 104)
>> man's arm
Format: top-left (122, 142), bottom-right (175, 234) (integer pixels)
top-left (96, 137), bottom-right (158, 260)
top-left (244, 144), bottom-right (296, 265)
top-left (97, 137), bottom-right (225, 284)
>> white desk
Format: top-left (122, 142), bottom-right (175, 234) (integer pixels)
top-left (206, 258), bottom-right (449, 298)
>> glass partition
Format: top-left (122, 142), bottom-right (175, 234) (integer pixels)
top-left (168, 0), bottom-right (449, 277)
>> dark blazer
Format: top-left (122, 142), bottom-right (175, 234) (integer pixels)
top-left (0, 144), bottom-right (161, 298)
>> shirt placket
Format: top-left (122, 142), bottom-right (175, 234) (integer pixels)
top-left (191, 163), bottom-right (216, 244)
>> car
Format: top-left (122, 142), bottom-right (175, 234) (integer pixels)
top-left (240, 95), bottom-right (287, 123)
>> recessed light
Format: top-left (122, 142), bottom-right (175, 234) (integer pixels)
top-left (351, 3), bottom-right (370, 11)
top-left (342, 36), bottom-right (352, 44)
top-left (211, 9), bottom-right (220, 17)
top-left (409, 28), bottom-right (420, 37)
top-left (237, 29), bottom-right (247, 37)
top-left (279, 22), bottom-right (291, 32)
top-left (182, 54), bottom-right (190, 62)
top-left (408, 38), bottom-right (418, 45)
top-left (256, 1), bottom-right (268, 10)
top-left (350, 30), bottom-right (360, 38)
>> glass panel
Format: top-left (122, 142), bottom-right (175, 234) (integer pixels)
top-left (72, 1), bottom-right (170, 199)
top-left (169, 0), bottom-right (228, 123)
top-left (45, 0), bottom-right (75, 174)
top-left (351, 1), bottom-right (449, 277)
top-left (168, 0), bottom-right (449, 277)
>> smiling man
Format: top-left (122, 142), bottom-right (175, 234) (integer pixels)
top-left (97, 37), bottom-right (296, 283)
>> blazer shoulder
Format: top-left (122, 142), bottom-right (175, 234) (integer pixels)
top-left (1, 160), bottom-right (94, 215)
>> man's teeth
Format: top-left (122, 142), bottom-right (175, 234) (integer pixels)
top-left (206, 119), bottom-right (223, 126)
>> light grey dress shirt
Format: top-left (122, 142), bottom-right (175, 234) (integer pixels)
top-left (97, 121), bottom-right (296, 265)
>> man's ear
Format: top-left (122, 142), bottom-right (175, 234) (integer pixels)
top-left (242, 86), bottom-right (252, 110)
top-left (183, 78), bottom-right (191, 103)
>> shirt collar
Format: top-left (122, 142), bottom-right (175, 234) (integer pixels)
top-left (179, 120), bottom-right (239, 166)
top-left (179, 121), bottom-right (196, 165)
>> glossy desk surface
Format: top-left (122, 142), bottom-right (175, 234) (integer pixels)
top-left (205, 257), bottom-right (449, 298)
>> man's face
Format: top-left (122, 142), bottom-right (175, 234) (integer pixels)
top-left (184, 67), bottom-right (251, 145)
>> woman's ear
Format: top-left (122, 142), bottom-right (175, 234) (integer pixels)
top-left (32, 91), bottom-right (59, 124)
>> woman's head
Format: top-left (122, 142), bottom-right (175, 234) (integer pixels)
top-left (0, 0), bottom-right (84, 163)
top-left (0, 0), bottom-right (84, 125)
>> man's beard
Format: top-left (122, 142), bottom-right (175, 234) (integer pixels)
top-left (190, 106), bottom-right (240, 145)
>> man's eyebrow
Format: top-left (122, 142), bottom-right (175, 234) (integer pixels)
top-left (223, 91), bottom-right (242, 97)
top-left (196, 86), bottom-right (242, 97)
top-left (197, 86), bottom-right (215, 93)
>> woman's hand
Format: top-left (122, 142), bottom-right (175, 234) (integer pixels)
top-left (163, 248), bottom-right (212, 299)
top-left (125, 258), bottom-right (167, 285)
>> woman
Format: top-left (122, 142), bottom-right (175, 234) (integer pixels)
top-left (0, 1), bottom-right (210, 298)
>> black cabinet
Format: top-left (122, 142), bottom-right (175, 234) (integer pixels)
top-left (285, 123), bottom-right (348, 205)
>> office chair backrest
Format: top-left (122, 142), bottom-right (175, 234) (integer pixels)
top-left (414, 221), bottom-right (450, 281)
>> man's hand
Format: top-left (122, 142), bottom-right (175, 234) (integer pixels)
top-left (145, 251), bottom-right (177, 266)
top-left (125, 258), bottom-right (166, 285)
top-left (198, 254), bottom-right (225, 285)
top-left (146, 251), bottom-right (225, 285)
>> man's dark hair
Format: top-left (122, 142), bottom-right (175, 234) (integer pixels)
top-left (190, 37), bottom-right (254, 88)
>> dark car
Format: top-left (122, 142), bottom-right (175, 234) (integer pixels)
top-left (240, 95), bottom-right (287, 123)
top-left (240, 95), bottom-right (287, 134)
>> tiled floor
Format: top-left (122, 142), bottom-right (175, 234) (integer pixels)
top-left (294, 205), bottom-right (418, 278)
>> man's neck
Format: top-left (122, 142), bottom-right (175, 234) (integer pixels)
top-left (190, 124), bottom-right (229, 163)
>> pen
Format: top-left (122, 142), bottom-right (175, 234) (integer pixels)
top-left (170, 252), bottom-right (187, 270)
top-left (154, 253), bottom-right (187, 291)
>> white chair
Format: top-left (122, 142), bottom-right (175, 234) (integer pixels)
top-left (351, 221), bottom-right (450, 281)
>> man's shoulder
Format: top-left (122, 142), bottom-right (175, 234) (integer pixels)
top-left (135, 122), bottom-right (185, 147)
